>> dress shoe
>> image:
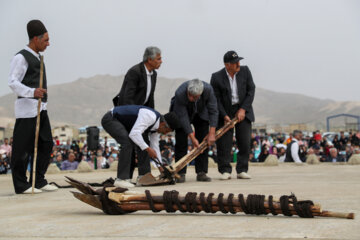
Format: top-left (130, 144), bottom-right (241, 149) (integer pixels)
top-left (176, 174), bottom-right (186, 183)
top-left (220, 172), bottom-right (231, 180)
top-left (237, 172), bottom-right (251, 179)
top-left (41, 184), bottom-right (58, 191)
top-left (23, 187), bottom-right (42, 194)
top-left (196, 172), bottom-right (211, 182)
top-left (114, 179), bottom-right (135, 188)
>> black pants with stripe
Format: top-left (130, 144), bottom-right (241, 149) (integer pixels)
top-left (11, 111), bottom-right (53, 194)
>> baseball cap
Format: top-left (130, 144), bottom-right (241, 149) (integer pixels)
top-left (223, 51), bottom-right (243, 63)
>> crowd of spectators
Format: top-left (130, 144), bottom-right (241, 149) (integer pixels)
top-left (50, 137), bottom-right (116, 171)
top-left (0, 130), bottom-right (359, 175)
top-left (246, 130), bottom-right (360, 163)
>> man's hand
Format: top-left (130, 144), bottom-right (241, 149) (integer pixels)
top-left (236, 108), bottom-right (246, 122)
top-left (188, 133), bottom-right (200, 148)
top-left (34, 88), bottom-right (47, 98)
top-left (224, 115), bottom-right (231, 124)
top-left (145, 147), bottom-right (157, 159)
top-left (207, 127), bottom-right (216, 146)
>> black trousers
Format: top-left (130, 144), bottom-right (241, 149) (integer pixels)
top-left (11, 111), bottom-right (53, 194)
top-left (216, 105), bottom-right (252, 174)
top-left (175, 115), bottom-right (209, 174)
top-left (101, 112), bottom-right (150, 180)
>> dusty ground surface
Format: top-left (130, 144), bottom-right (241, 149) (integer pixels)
top-left (0, 163), bottom-right (359, 240)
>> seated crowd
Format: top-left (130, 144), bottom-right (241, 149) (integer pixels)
top-left (247, 130), bottom-right (360, 163)
top-left (0, 130), bottom-right (359, 174)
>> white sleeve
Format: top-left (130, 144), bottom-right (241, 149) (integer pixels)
top-left (149, 132), bottom-right (162, 163)
top-left (291, 142), bottom-right (302, 163)
top-left (129, 109), bottom-right (157, 151)
top-left (8, 54), bottom-right (35, 98)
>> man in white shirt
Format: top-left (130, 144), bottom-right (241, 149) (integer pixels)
top-left (284, 130), bottom-right (304, 163)
top-left (8, 20), bottom-right (57, 194)
top-left (101, 105), bottom-right (180, 188)
top-left (210, 51), bottom-right (256, 180)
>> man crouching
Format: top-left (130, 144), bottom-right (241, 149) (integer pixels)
top-left (101, 105), bottom-right (180, 188)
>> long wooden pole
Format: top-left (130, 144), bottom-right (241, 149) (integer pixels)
top-left (105, 192), bottom-right (354, 219)
top-left (171, 118), bottom-right (238, 173)
top-left (32, 55), bottom-right (44, 194)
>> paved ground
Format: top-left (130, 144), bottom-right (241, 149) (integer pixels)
top-left (0, 163), bottom-right (359, 240)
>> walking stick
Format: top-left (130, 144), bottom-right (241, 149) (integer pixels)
top-left (32, 55), bottom-right (44, 194)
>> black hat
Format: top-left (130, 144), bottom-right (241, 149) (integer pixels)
top-left (223, 51), bottom-right (243, 63)
top-left (27, 20), bottom-right (47, 39)
top-left (163, 112), bottom-right (181, 130)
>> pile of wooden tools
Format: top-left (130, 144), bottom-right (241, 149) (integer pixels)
top-left (67, 177), bottom-right (354, 219)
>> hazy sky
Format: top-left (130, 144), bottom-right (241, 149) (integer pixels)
top-left (1, 0), bottom-right (359, 101)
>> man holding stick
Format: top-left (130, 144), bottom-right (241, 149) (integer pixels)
top-left (8, 20), bottom-right (57, 194)
top-left (101, 105), bottom-right (180, 188)
top-left (170, 79), bottom-right (218, 183)
top-left (210, 51), bottom-right (256, 180)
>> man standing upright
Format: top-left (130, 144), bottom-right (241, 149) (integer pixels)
top-left (171, 79), bottom-right (218, 183)
top-left (8, 20), bottom-right (57, 194)
top-left (112, 47), bottom-right (162, 178)
top-left (113, 46), bottom-right (162, 108)
top-left (210, 51), bottom-right (256, 180)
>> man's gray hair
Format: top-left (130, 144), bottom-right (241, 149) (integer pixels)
top-left (143, 46), bottom-right (161, 62)
top-left (293, 130), bottom-right (302, 137)
top-left (187, 79), bottom-right (204, 96)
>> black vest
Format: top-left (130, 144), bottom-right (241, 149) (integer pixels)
top-left (18, 49), bottom-right (47, 102)
top-left (284, 140), bottom-right (301, 162)
top-left (112, 105), bottom-right (161, 132)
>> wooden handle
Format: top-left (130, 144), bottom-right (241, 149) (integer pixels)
top-left (172, 118), bottom-right (238, 173)
top-left (31, 55), bottom-right (44, 195)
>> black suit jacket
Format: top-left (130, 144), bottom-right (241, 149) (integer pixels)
top-left (170, 81), bottom-right (218, 135)
top-left (113, 62), bottom-right (156, 108)
top-left (210, 66), bottom-right (255, 122)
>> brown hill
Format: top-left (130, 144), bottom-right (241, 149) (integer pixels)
top-left (1, 75), bottom-right (359, 129)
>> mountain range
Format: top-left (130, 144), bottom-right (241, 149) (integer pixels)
top-left (1, 75), bottom-right (359, 130)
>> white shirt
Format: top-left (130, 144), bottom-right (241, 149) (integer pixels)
top-left (8, 46), bottom-right (47, 118)
top-left (226, 69), bottom-right (239, 105)
top-left (128, 108), bottom-right (162, 163)
top-left (144, 65), bottom-right (153, 104)
top-left (291, 138), bottom-right (303, 163)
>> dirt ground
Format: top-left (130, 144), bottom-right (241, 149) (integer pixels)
top-left (0, 163), bottom-right (359, 240)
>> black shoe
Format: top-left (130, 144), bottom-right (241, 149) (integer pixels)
top-left (196, 172), bottom-right (211, 182)
top-left (176, 174), bottom-right (186, 183)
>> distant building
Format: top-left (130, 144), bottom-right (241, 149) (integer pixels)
top-left (52, 125), bottom-right (79, 143)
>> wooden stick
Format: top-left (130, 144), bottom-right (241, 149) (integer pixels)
top-left (112, 202), bottom-right (354, 219)
top-left (108, 193), bottom-right (322, 214)
top-left (171, 118), bottom-right (238, 173)
top-left (31, 55), bottom-right (44, 195)
top-left (68, 177), bottom-right (355, 219)
top-left (106, 191), bottom-right (356, 219)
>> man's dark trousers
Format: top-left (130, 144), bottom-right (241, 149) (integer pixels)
top-left (101, 111), bottom-right (150, 179)
top-left (216, 104), bottom-right (251, 174)
top-left (175, 114), bottom-right (209, 175)
top-left (11, 110), bottom-right (53, 194)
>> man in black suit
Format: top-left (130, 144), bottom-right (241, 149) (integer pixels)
top-left (113, 46), bottom-right (161, 108)
top-left (112, 46), bottom-right (162, 181)
top-left (210, 51), bottom-right (255, 180)
top-left (171, 79), bottom-right (218, 182)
